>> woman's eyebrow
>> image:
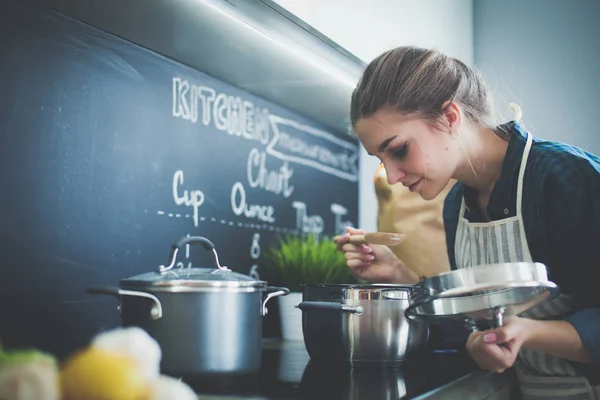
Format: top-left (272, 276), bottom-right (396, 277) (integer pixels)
top-left (378, 135), bottom-right (398, 153)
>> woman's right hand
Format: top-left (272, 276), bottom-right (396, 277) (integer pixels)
top-left (334, 227), bottom-right (419, 284)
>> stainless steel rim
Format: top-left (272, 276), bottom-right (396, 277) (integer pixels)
top-left (303, 283), bottom-right (414, 289)
top-left (303, 283), bottom-right (415, 301)
top-left (120, 283), bottom-right (266, 293)
top-left (413, 262), bottom-right (549, 297)
top-left (405, 280), bottom-right (560, 324)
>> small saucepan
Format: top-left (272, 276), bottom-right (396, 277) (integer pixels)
top-left (297, 283), bottom-right (428, 366)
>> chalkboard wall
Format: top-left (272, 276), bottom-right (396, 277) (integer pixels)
top-left (0, 1), bottom-right (359, 358)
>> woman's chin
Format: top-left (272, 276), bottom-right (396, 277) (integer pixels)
top-left (418, 182), bottom-right (442, 201)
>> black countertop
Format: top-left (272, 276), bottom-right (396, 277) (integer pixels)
top-left (184, 338), bottom-right (516, 399)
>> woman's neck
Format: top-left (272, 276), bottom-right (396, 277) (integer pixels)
top-left (453, 125), bottom-right (509, 195)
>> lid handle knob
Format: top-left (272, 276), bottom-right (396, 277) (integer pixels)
top-left (158, 236), bottom-right (230, 273)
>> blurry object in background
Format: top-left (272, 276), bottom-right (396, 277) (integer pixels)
top-left (60, 346), bottom-right (147, 400)
top-left (374, 164), bottom-right (455, 278)
top-left (60, 327), bottom-right (195, 400)
top-left (0, 344), bottom-right (60, 400)
top-left (91, 327), bottom-right (161, 381)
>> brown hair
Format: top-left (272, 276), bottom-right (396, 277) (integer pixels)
top-left (350, 46), bottom-right (511, 139)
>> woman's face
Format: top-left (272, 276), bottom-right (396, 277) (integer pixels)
top-left (354, 108), bottom-right (459, 200)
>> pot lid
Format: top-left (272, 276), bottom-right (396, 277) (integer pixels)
top-left (121, 236), bottom-right (266, 288)
top-left (404, 262), bottom-right (560, 328)
top-left (121, 267), bottom-right (265, 288)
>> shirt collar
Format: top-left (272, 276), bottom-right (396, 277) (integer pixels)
top-left (463, 120), bottom-right (529, 218)
top-left (497, 120), bottom-right (529, 183)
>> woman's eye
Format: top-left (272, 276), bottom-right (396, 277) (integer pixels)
top-left (393, 143), bottom-right (408, 159)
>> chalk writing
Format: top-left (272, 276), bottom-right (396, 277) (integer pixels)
top-left (250, 233), bottom-right (261, 259)
top-left (247, 148), bottom-right (294, 198)
top-left (175, 233), bottom-right (193, 268)
top-left (155, 210), bottom-right (298, 234)
top-left (292, 201), bottom-right (324, 238)
top-left (167, 78), bottom-right (357, 250)
top-left (249, 233), bottom-right (261, 280)
top-left (172, 77), bottom-right (270, 145)
top-left (330, 203), bottom-right (354, 235)
top-left (249, 265), bottom-right (260, 280)
top-left (231, 182), bottom-right (276, 223)
top-left (172, 170), bottom-right (205, 227)
top-left (268, 115), bottom-right (359, 182)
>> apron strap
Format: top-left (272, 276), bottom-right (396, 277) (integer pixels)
top-left (516, 132), bottom-right (533, 216)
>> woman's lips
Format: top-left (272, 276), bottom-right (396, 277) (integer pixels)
top-left (408, 178), bottom-right (423, 192)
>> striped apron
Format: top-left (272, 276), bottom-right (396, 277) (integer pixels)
top-left (455, 131), bottom-right (599, 399)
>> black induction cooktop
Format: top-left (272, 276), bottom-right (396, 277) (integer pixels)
top-left (184, 339), bottom-right (477, 399)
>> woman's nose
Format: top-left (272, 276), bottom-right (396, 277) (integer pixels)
top-left (384, 164), bottom-right (407, 185)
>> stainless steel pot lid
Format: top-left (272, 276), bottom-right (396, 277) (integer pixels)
top-left (121, 236), bottom-right (266, 289)
top-left (404, 262), bottom-right (560, 328)
top-left (121, 268), bottom-right (265, 288)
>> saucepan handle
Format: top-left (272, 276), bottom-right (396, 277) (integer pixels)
top-left (262, 286), bottom-right (290, 316)
top-left (87, 285), bottom-right (163, 320)
top-left (465, 305), bottom-right (507, 332)
top-left (492, 306), bottom-right (506, 328)
top-left (297, 301), bottom-right (364, 315)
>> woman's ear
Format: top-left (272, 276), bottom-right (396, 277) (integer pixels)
top-left (440, 101), bottom-right (462, 134)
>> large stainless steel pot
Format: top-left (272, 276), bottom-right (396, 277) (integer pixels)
top-left (297, 284), bottom-right (428, 366)
top-left (87, 236), bottom-right (289, 378)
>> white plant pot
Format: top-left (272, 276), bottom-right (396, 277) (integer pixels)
top-left (278, 292), bottom-right (304, 341)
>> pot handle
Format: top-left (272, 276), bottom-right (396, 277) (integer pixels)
top-left (158, 236), bottom-right (230, 273)
top-left (262, 286), bottom-right (290, 316)
top-left (87, 286), bottom-right (163, 320)
top-left (297, 301), bottom-right (364, 316)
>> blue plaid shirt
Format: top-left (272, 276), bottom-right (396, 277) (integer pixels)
top-left (443, 121), bottom-right (600, 371)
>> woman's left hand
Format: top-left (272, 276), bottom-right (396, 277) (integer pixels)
top-left (466, 317), bottom-right (531, 373)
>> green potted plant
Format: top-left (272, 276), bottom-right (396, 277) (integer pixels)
top-left (263, 233), bottom-right (358, 341)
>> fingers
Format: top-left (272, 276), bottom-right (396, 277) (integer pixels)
top-left (345, 251), bottom-right (374, 265)
top-left (479, 321), bottom-right (521, 346)
top-left (346, 226), bottom-right (366, 235)
top-left (333, 226), bottom-right (365, 242)
top-left (333, 227), bottom-right (368, 251)
top-left (334, 228), bottom-right (375, 272)
top-left (466, 332), bottom-right (515, 373)
top-left (333, 234), bottom-right (349, 252)
top-left (342, 243), bottom-right (372, 253)
top-left (343, 246), bottom-right (375, 268)
top-left (488, 319), bottom-right (523, 344)
top-left (336, 238), bottom-right (375, 279)
top-left (332, 228), bottom-right (405, 283)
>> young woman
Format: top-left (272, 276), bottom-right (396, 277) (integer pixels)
top-left (336, 46), bottom-right (600, 399)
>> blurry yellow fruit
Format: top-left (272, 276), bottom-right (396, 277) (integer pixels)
top-left (60, 347), bottom-right (148, 400)
top-left (91, 327), bottom-right (161, 381)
